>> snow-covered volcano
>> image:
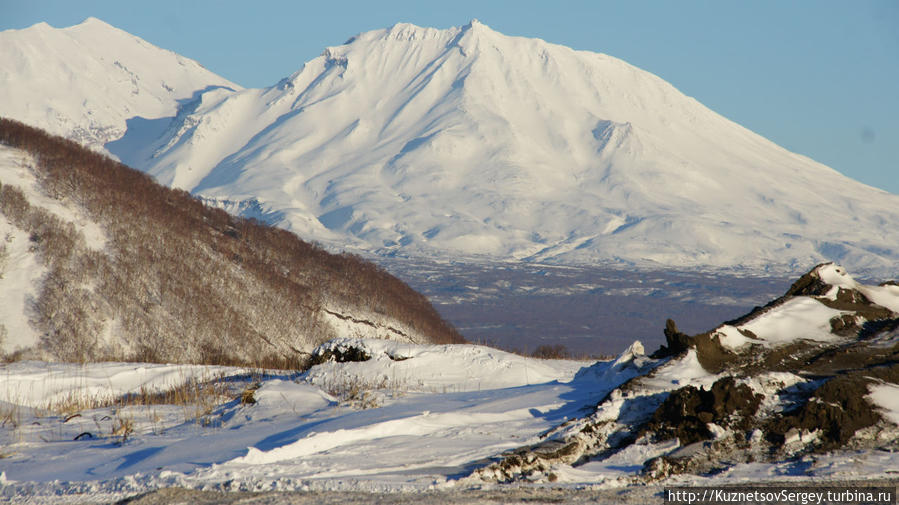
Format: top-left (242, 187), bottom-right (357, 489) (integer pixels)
top-left (4, 19), bottom-right (898, 273)
top-left (119, 20), bottom-right (898, 272)
top-left (0, 18), bottom-right (239, 150)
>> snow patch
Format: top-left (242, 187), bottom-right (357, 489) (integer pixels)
top-left (713, 325), bottom-right (756, 351)
top-left (867, 382), bottom-right (899, 426)
top-left (644, 349), bottom-right (718, 389)
top-left (0, 147), bottom-right (107, 251)
top-left (738, 298), bottom-right (847, 346)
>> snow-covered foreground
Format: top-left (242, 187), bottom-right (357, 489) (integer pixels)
top-left (3, 333), bottom-right (898, 503)
top-left (0, 341), bottom-right (597, 503)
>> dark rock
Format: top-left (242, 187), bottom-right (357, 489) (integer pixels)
top-left (650, 319), bottom-right (692, 359)
top-left (692, 332), bottom-right (740, 373)
top-left (784, 264), bottom-right (834, 297)
top-left (765, 363), bottom-right (899, 452)
top-left (639, 377), bottom-right (762, 446)
top-left (830, 314), bottom-right (860, 335)
top-left (310, 344), bottom-right (371, 365)
top-left (858, 318), bottom-right (899, 340)
top-left (817, 288), bottom-right (893, 323)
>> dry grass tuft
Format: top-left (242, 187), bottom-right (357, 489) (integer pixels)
top-left (239, 383), bottom-right (261, 405)
top-left (321, 375), bottom-right (408, 410)
top-left (111, 415), bottom-right (134, 443)
top-left (36, 372), bottom-right (264, 430)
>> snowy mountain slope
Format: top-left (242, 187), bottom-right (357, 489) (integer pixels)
top-left (0, 17), bottom-right (239, 151)
top-left (0, 120), bottom-right (463, 363)
top-left (119, 20), bottom-right (899, 273)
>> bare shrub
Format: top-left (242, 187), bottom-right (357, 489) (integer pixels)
top-left (0, 233), bottom-right (10, 279)
top-left (531, 344), bottom-right (570, 360)
top-left (322, 375), bottom-right (396, 409)
top-left (111, 415), bottom-right (134, 443)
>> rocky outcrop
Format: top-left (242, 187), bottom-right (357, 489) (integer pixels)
top-left (650, 319), bottom-right (691, 359)
top-left (472, 263), bottom-right (899, 484)
top-left (639, 377), bottom-right (762, 446)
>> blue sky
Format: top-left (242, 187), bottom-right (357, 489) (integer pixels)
top-left (3, 0), bottom-right (897, 194)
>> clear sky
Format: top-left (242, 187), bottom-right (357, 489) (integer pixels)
top-left (2, 0), bottom-right (897, 194)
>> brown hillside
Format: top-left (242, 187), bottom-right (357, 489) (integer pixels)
top-left (0, 118), bottom-right (464, 366)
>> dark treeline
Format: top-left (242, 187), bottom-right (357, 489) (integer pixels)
top-left (0, 118), bottom-right (464, 366)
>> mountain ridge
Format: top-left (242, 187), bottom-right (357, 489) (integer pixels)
top-left (0, 17), bottom-right (239, 151)
top-left (123, 19), bottom-right (899, 274)
top-left (473, 261), bottom-right (899, 483)
top-left (3, 19), bottom-right (898, 274)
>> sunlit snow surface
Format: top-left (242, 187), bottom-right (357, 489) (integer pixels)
top-left (0, 18), bottom-right (239, 151)
top-left (715, 298), bottom-right (846, 351)
top-left (5, 19), bottom-right (899, 273)
top-left (115, 20), bottom-right (899, 273)
top-left (869, 383), bottom-right (899, 427)
top-left (0, 341), bottom-right (603, 502)
top-left (2, 337), bottom-right (898, 503)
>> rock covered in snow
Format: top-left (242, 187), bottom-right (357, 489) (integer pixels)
top-left (474, 263), bottom-right (899, 483)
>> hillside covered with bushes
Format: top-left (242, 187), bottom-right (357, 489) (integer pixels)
top-left (0, 119), bottom-right (463, 366)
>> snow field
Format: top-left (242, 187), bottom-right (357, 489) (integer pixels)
top-left (0, 18), bottom-right (239, 151)
top-left (0, 340), bottom-right (606, 502)
top-left (0, 360), bottom-right (251, 409)
top-left (868, 383), bottom-right (899, 427)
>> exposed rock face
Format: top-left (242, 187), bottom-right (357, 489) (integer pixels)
top-left (640, 377), bottom-right (762, 446)
top-left (471, 262), bottom-right (899, 484)
top-left (310, 341), bottom-right (373, 366)
top-left (784, 264), bottom-right (836, 297)
top-left (766, 364), bottom-right (899, 452)
top-left (650, 319), bottom-right (691, 359)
